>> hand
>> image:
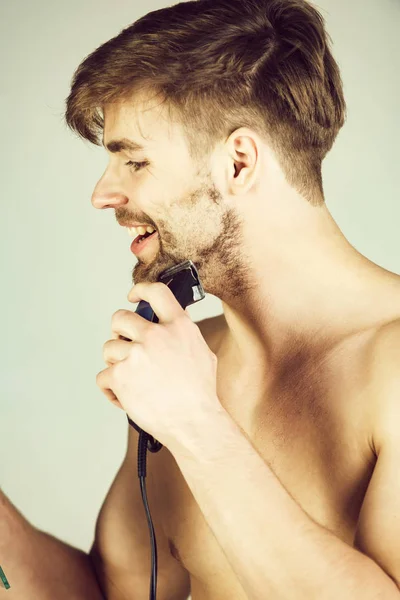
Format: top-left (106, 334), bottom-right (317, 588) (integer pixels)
top-left (96, 282), bottom-right (222, 451)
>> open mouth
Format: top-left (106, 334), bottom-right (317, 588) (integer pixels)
top-left (131, 230), bottom-right (159, 254)
top-left (135, 230), bottom-right (157, 244)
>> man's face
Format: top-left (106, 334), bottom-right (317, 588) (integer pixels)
top-left (91, 92), bottom-right (250, 300)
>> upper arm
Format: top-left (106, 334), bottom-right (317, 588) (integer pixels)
top-left (354, 320), bottom-right (400, 589)
top-left (89, 424), bottom-right (191, 600)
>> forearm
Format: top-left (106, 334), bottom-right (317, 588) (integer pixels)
top-left (171, 408), bottom-right (400, 600)
top-left (0, 489), bottom-right (105, 600)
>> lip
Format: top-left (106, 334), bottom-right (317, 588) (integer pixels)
top-left (130, 231), bottom-right (159, 256)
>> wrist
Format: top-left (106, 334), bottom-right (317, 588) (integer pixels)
top-left (168, 400), bottom-right (233, 462)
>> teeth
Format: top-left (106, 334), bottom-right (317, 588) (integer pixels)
top-left (127, 225), bottom-right (156, 238)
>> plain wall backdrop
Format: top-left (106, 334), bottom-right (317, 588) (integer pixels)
top-left (1, 0), bottom-right (399, 564)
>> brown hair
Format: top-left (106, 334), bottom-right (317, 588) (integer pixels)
top-left (64, 0), bottom-right (346, 206)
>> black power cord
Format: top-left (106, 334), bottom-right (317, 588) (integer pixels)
top-left (128, 415), bottom-right (163, 600)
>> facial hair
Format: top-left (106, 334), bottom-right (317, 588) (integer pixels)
top-left (119, 172), bottom-right (257, 304)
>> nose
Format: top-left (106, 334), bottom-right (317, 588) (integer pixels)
top-left (91, 171), bottom-right (129, 209)
top-left (91, 192), bottom-right (129, 210)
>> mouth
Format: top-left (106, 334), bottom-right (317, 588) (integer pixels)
top-left (130, 230), bottom-right (159, 255)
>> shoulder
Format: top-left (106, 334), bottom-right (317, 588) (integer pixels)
top-left (195, 314), bottom-right (227, 356)
top-left (366, 317), bottom-right (400, 384)
top-left (366, 318), bottom-right (400, 453)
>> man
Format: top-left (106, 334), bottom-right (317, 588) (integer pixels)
top-left (2, 0), bottom-right (399, 598)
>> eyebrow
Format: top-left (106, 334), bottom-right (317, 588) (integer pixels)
top-left (102, 137), bottom-right (145, 153)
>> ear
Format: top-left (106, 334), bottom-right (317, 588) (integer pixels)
top-left (226, 127), bottom-right (261, 195)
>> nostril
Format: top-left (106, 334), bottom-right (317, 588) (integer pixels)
top-left (92, 195), bottom-right (128, 209)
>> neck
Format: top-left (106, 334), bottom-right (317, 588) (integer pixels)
top-left (220, 201), bottom-right (397, 371)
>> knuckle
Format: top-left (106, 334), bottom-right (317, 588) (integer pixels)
top-left (111, 309), bottom-right (127, 323)
top-left (102, 342), bottom-right (112, 363)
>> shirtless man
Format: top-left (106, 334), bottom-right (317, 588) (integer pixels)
top-left (2, 0), bottom-right (399, 598)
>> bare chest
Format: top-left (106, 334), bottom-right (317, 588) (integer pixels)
top-left (151, 345), bottom-right (375, 599)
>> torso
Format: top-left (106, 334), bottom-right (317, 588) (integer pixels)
top-left (146, 312), bottom-right (396, 600)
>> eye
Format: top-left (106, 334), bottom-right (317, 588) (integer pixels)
top-left (125, 160), bottom-right (148, 172)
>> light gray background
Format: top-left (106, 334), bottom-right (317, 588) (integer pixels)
top-left (1, 0), bottom-right (399, 558)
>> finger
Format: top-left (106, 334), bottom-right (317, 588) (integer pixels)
top-left (111, 331), bottom-right (131, 341)
top-left (96, 368), bottom-right (123, 409)
top-left (127, 282), bottom-right (186, 324)
top-left (111, 309), bottom-right (150, 342)
top-left (103, 388), bottom-right (123, 408)
top-left (111, 329), bottom-right (133, 341)
top-left (103, 339), bottom-right (132, 365)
